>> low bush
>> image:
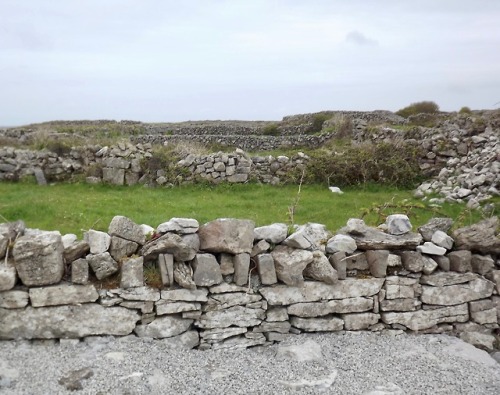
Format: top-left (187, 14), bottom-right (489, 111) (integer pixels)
top-left (304, 142), bottom-right (424, 188)
top-left (262, 123), bottom-right (280, 136)
top-left (396, 101), bottom-right (439, 118)
top-left (306, 113), bottom-right (331, 134)
top-left (459, 106), bottom-right (472, 114)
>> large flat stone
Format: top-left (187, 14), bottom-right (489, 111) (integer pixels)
top-left (0, 289), bottom-right (29, 308)
top-left (259, 279), bottom-right (385, 306)
top-left (420, 272), bottom-right (476, 286)
top-left (140, 233), bottom-right (196, 262)
top-left (339, 226), bottom-right (423, 250)
top-left (108, 215), bottom-right (145, 245)
top-left (271, 245), bottom-right (313, 286)
top-left (381, 304), bottom-right (469, 331)
top-left (290, 316), bottom-right (344, 332)
top-left (421, 277), bottom-right (494, 305)
top-left (0, 304), bottom-right (139, 339)
top-left (287, 297), bottom-right (373, 317)
top-left (342, 312), bottom-right (380, 330)
top-left (160, 288), bottom-right (208, 302)
top-left (29, 284), bottom-right (99, 307)
top-left (134, 316), bottom-right (193, 338)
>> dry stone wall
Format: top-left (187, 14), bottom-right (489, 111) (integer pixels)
top-left (1, 215), bottom-right (499, 351)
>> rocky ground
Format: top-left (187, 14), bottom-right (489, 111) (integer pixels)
top-left (1, 331), bottom-right (500, 394)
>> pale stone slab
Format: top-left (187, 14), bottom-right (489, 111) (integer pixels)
top-left (266, 307), bottom-right (289, 322)
top-left (192, 253), bottom-right (223, 287)
top-left (203, 292), bottom-right (262, 311)
top-left (256, 254), bottom-right (277, 285)
top-left (134, 315), bottom-right (193, 338)
top-left (386, 214), bottom-right (412, 235)
top-left (260, 279), bottom-right (385, 306)
top-left (29, 284), bottom-right (99, 307)
top-left (209, 283), bottom-right (248, 294)
top-left (290, 316), bottom-right (344, 332)
top-left (140, 233), bottom-right (196, 262)
top-left (380, 298), bottom-right (421, 312)
top-left (160, 288), bottom-right (208, 302)
top-left (381, 304), bottom-right (468, 331)
top-left (303, 251), bottom-right (338, 284)
top-left (201, 327), bottom-right (248, 342)
top-left (156, 301), bottom-right (201, 315)
top-left (71, 259), bottom-right (89, 285)
top-left (233, 253), bottom-right (250, 286)
top-left (416, 242), bottom-right (446, 256)
top-left (157, 218), bottom-right (199, 234)
top-left (420, 271), bottom-right (476, 286)
top-left (431, 230), bottom-right (454, 250)
top-left (326, 234), bottom-right (357, 254)
top-left (161, 330), bottom-right (199, 349)
top-left (0, 305), bottom-right (139, 339)
top-left (87, 252), bottom-right (119, 280)
top-left (421, 277), bottom-right (494, 305)
top-left (0, 289), bottom-right (29, 308)
top-left (158, 253), bottom-right (174, 287)
top-left (287, 297), bottom-right (373, 317)
top-left (112, 286), bottom-right (160, 302)
top-left (195, 306), bottom-right (265, 329)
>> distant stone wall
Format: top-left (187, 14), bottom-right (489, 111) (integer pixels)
top-left (0, 215), bottom-right (499, 351)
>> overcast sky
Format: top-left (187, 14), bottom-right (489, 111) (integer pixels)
top-left (1, 0), bottom-right (499, 126)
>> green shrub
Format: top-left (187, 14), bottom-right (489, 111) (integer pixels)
top-left (396, 101), bottom-right (439, 118)
top-left (459, 106), bottom-right (472, 114)
top-left (45, 140), bottom-right (72, 156)
top-left (307, 114), bottom-right (331, 134)
top-left (262, 123), bottom-right (280, 136)
top-left (304, 142), bottom-right (424, 188)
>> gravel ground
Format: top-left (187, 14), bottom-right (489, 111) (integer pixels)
top-left (1, 331), bottom-right (500, 395)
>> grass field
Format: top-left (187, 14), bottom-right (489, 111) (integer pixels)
top-left (0, 181), bottom-right (493, 238)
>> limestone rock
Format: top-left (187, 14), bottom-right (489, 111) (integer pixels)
top-left (158, 253), bottom-right (174, 287)
top-left (287, 297), bottom-right (373, 317)
top-left (0, 304), bottom-right (139, 339)
top-left (160, 288), bottom-right (208, 302)
top-left (198, 218), bottom-right (254, 254)
top-left (156, 301), bottom-right (201, 315)
top-left (381, 304), bottom-right (468, 331)
top-left (366, 250), bottom-right (389, 278)
top-left (260, 278), bottom-right (385, 305)
top-left (29, 284), bottom-right (99, 307)
top-left (140, 232), bottom-right (196, 262)
top-left (342, 312), bottom-right (380, 330)
top-left (13, 232), bottom-right (64, 286)
top-left (421, 276), bottom-right (494, 305)
top-left (192, 254), bottom-right (223, 287)
top-left (251, 239), bottom-right (270, 257)
top-left (471, 254), bottom-right (495, 275)
top-left (120, 257), bottom-right (144, 288)
top-left (340, 226), bottom-right (423, 250)
top-left (283, 223), bottom-right (330, 251)
top-left (453, 217), bottom-right (500, 254)
top-left (256, 253), bottom-right (277, 285)
top-left (379, 298), bottom-right (421, 312)
top-left (0, 265), bottom-right (16, 291)
top-left (63, 240), bottom-right (90, 263)
top-left (325, 234), bottom-right (357, 254)
top-left (210, 333), bottom-right (266, 350)
top-left (233, 253), bottom-right (250, 286)
top-left (112, 286), bottom-right (160, 302)
top-left (219, 253), bottom-right (234, 275)
top-left (195, 306), bottom-right (265, 329)
top-left (108, 215), bottom-right (145, 245)
top-left (420, 271), bottom-right (477, 286)
top-left (84, 230), bottom-right (111, 254)
top-left (266, 307), bottom-right (289, 322)
top-left (345, 252), bottom-right (369, 270)
top-left (303, 251), bottom-right (338, 284)
top-left (109, 236), bottom-right (138, 261)
top-left (203, 292), bottom-right (262, 311)
top-left (157, 218), bottom-right (199, 235)
top-left (134, 315), bottom-right (193, 338)
top-left (459, 332), bottom-right (496, 351)
top-left (200, 327), bottom-right (247, 342)
top-left (418, 218), bottom-right (453, 242)
top-left (385, 214), bottom-right (412, 235)
top-left (181, 233), bottom-right (200, 252)
top-left (421, 256), bottom-right (438, 275)
top-left (486, 270), bottom-right (500, 293)
top-left (271, 245), bottom-right (313, 286)
top-left (254, 223), bottom-right (288, 244)
top-left (329, 252), bottom-right (346, 280)
top-left (87, 252), bottom-right (119, 280)
top-left (0, 289), bottom-right (29, 308)
top-left (448, 250), bottom-right (472, 272)
top-left (400, 251), bottom-right (425, 272)
top-left (290, 316), bottom-right (343, 332)
top-left (209, 282), bottom-right (248, 294)
top-left (71, 258), bottom-right (89, 285)
top-left (431, 230), bottom-right (454, 250)
top-left (416, 242), bottom-right (446, 256)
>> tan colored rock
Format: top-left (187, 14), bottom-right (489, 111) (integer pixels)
top-left (271, 245), bottom-right (313, 286)
top-left (134, 316), bottom-right (193, 338)
top-left (303, 251), bottom-right (338, 284)
top-left (421, 276), bottom-right (494, 306)
top-left (29, 284), bottom-right (99, 307)
top-left (290, 316), bottom-right (344, 332)
top-left (198, 218), bottom-right (254, 254)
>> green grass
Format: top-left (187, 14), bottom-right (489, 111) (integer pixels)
top-left (0, 181), bottom-right (493, 238)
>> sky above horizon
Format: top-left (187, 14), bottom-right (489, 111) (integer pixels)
top-left (1, 0), bottom-right (500, 126)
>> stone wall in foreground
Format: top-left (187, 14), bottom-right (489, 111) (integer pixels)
top-left (1, 215), bottom-right (499, 351)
